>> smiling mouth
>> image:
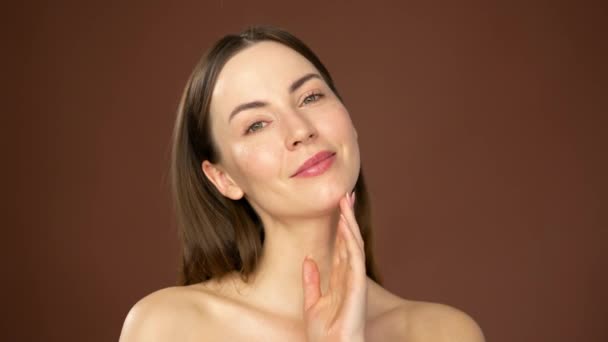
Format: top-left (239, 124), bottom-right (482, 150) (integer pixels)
top-left (291, 151), bottom-right (337, 178)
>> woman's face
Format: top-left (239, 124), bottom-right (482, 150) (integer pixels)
top-left (203, 41), bottom-right (360, 219)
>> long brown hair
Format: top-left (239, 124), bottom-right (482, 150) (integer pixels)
top-left (170, 25), bottom-right (382, 286)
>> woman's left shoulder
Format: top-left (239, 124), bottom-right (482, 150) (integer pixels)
top-left (403, 300), bottom-right (485, 341)
top-left (367, 279), bottom-right (486, 342)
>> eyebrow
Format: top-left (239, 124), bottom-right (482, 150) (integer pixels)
top-left (228, 73), bottom-right (322, 123)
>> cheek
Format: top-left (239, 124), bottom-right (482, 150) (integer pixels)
top-left (230, 141), bottom-right (281, 182)
top-left (316, 105), bottom-right (355, 142)
top-left (318, 106), bottom-right (360, 171)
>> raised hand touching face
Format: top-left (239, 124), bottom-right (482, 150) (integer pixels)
top-left (302, 191), bottom-right (367, 342)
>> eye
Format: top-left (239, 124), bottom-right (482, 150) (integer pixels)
top-left (301, 91), bottom-right (324, 106)
top-left (245, 121), bottom-right (267, 134)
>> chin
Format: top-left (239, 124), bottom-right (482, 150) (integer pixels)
top-left (310, 178), bottom-right (354, 209)
top-left (291, 160), bottom-right (359, 213)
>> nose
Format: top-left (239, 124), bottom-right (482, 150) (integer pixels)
top-left (284, 110), bottom-right (317, 150)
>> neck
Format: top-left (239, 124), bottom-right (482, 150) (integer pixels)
top-left (243, 210), bottom-right (341, 320)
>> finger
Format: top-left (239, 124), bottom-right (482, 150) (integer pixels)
top-left (333, 220), bottom-right (352, 297)
top-left (332, 230), bottom-right (342, 268)
top-left (330, 215), bottom-right (348, 287)
top-left (340, 194), bottom-right (364, 251)
top-left (339, 212), bottom-right (365, 274)
top-left (335, 224), bottom-right (366, 301)
top-left (342, 193), bottom-right (363, 249)
top-left (302, 257), bottom-right (321, 312)
top-left (346, 192), bottom-right (364, 247)
top-left (338, 215), bottom-right (349, 260)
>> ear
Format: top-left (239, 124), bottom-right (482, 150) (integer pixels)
top-left (201, 160), bottom-right (244, 200)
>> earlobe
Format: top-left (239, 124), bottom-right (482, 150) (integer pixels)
top-left (201, 161), bottom-right (244, 200)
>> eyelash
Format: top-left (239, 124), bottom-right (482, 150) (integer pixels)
top-left (301, 91), bottom-right (324, 105)
top-left (244, 91), bottom-right (325, 135)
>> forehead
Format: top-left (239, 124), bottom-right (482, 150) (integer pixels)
top-left (210, 41), bottom-right (319, 118)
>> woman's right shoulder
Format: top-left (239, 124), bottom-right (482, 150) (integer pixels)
top-left (118, 285), bottom-right (216, 342)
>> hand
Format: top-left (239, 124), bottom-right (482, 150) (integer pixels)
top-left (302, 191), bottom-right (367, 342)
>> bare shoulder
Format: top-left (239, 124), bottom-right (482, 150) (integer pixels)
top-left (366, 280), bottom-right (485, 342)
top-left (404, 300), bottom-right (485, 342)
top-left (118, 286), bottom-right (211, 342)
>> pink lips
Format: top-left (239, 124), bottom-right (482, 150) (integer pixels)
top-left (291, 150), bottom-right (336, 178)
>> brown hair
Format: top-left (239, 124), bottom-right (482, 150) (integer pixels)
top-left (170, 25), bottom-right (382, 286)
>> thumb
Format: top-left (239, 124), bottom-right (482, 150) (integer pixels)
top-left (302, 256), bottom-right (321, 312)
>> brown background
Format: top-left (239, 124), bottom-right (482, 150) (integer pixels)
top-left (4, 1), bottom-right (607, 341)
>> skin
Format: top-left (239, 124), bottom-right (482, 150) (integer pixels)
top-left (119, 41), bottom-right (486, 342)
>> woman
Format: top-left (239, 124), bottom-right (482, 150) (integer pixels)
top-left (119, 26), bottom-right (485, 342)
